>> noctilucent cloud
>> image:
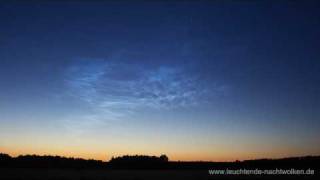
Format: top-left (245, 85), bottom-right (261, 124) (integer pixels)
top-left (0, 1), bottom-right (319, 161)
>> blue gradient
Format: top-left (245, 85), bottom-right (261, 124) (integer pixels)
top-left (0, 1), bottom-right (319, 160)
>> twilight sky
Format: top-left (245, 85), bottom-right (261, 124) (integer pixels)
top-left (0, 1), bottom-right (319, 161)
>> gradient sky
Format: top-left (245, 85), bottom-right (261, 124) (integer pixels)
top-left (0, 1), bottom-right (320, 161)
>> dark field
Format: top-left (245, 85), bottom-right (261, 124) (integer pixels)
top-left (1, 155), bottom-right (319, 180)
top-left (1, 169), bottom-right (207, 180)
top-left (0, 168), bottom-right (318, 180)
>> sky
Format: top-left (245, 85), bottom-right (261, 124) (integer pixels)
top-left (0, 1), bottom-right (320, 161)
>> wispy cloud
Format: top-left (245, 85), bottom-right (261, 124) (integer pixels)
top-left (62, 58), bottom-right (227, 133)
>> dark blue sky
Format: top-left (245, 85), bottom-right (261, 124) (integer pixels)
top-left (0, 1), bottom-right (319, 160)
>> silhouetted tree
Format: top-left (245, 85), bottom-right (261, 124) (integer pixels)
top-left (0, 153), bottom-right (12, 167)
top-left (160, 154), bottom-right (169, 162)
top-left (109, 154), bottom-right (170, 169)
top-left (0, 153), bottom-right (11, 160)
top-left (0, 154), bottom-right (104, 168)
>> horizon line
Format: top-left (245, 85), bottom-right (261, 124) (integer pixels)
top-left (2, 152), bottom-right (319, 163)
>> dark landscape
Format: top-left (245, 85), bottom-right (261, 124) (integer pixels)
top-left (1, 153), bottom-right (319, 179)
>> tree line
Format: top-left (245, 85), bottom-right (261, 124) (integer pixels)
top-left (1, 153), bottom-right (319, 170)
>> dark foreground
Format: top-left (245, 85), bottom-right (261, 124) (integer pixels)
top-left (0, 168), bottom-right (318, 180)
top-left (1, 154), bottom-right (319, 179)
